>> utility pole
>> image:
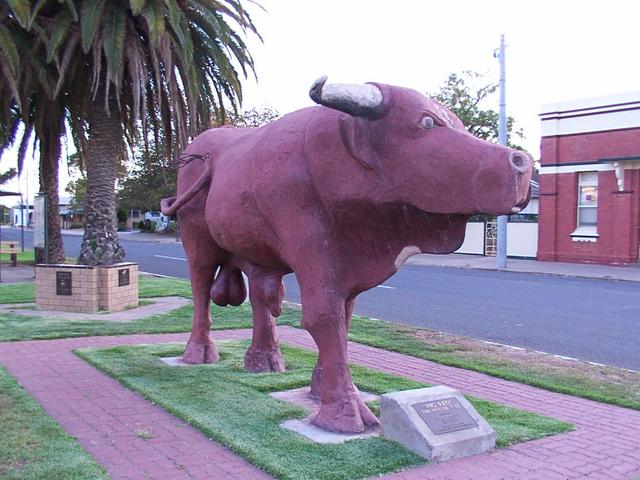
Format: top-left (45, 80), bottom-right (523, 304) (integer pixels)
top-left (496, 34), bottom-right (508, 269)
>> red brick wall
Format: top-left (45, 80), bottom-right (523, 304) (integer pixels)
top-left (538, 129), bottom-right (640, 265)
top-left (538, 171), bottom-right (640, 265)
top-left (541, 128), bottom-right (640, 165)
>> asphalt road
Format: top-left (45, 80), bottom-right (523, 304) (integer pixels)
top-left (4, 228), bottom-right (639, 371)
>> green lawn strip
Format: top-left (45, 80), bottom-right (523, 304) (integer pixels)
top-left (76, 341), bottom-right (571, 480)
top-left (0, 365), bottom-right (108, 480)
top-left (0, 303), bottom-right (256, 342)
top-left (341, 315), bottom-right (640, 411)
top-left (0, 283), bottom-right (36, 304)
top-left (2, 275), bottom-right (637, 412)
top-left (0, 250), bottom-right (36, 266)
top-left (0, 274), bottom-right (192, 305)
top-left (0, 276), bottom-right (258, 341)
top-left (276, 308), bottom-right (640, 411)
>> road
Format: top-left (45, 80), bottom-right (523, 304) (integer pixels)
top-left (4, 228), bottom-right (639, 371)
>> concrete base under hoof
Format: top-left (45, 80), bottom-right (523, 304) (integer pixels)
top-left (271, 386), bottom-right (380, 443)
top-left (160, 356), bottom-right (194, 367)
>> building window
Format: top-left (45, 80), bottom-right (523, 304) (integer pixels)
top-left (571, 171), bottom-right (598, 241)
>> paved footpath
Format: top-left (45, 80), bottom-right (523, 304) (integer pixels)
top-left (1, 327), bottom-right (639, 480)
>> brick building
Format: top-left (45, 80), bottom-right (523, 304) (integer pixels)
top-left (537, 92), bottom-right (640, 265)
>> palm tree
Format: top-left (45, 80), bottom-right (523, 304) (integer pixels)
top-left (4, 1), bottom-right (260, 266)
top-left (61, 0), bottom-right (261, 265)
top-left (0, 3), bottom-right (69, 263)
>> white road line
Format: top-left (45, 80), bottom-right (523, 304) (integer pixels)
top-left (154, 255), bottom-right (187, 261)
top-left (139, 271), bottom-right (180, 279)
top-left (587, 361), bottom-right (607, 367)
top-left (553, 354), bottom-right (579, 362)
top-left (376, 285), bottom-right (396, 289)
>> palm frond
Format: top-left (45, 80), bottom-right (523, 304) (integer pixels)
top-left (102, 5), bottom-right (127, 85)
top-left (81, 0), bottom-right (107, 53)
top-left (0, 24), bottom-right (19, 76)
top-left (141, 1), bottom-right (165, 46)
top-left (6, 0), bottom-right (30, 28)
top-left (130, 0), bottom-right (147, 15)
top-left (46, 10), bottom-right (73, 63)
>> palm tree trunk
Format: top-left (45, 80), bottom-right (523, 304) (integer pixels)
top-left (34, 102), bottom-right (65, 264)
top-left (36, 133), bottom-right (65, 263)
top-left (78, 87), bottom-right (125, 266)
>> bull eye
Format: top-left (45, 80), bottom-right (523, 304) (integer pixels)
top-left (420, 116), bottom-right (435, 129)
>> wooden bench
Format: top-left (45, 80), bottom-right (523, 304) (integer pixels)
top-left (0, 241), bottom-right (20, 267)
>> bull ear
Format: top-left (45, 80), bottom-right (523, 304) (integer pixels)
top-left (339, 116), bottom-right (381, 171)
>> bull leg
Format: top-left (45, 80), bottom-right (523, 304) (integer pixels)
top-left (309, 297), bottom-right (355, 399)
top-left (244, 269), bottom-right (285, 373)
top-left (179, 217), bottom-right (223, 364)
top-left (182, 262), bottom-right (219, 364)
top-left (301, 287), bottom-right (378, 433)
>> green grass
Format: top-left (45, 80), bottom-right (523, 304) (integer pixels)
top-left (0, 282), bottom-right (36, 304)
top-left (0, 276), bottom-right (255, 341)
top-left (337, 315), bottom-right (640, 412)
top-left (0, 275), bottom-right (192, 305)
top-left (0, 249), bottom-right (35, 266)
top-left (76, 341), bottom-right (572, 480)
top-left (1, 276), bottom-right (637, 412)
top-left (0, 303), bottom-right (255, 342)
top-left (0, 365), bottom-right (108, 480)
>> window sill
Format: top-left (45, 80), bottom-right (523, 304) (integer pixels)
top-left (570, 227), bottom-right (598, 242)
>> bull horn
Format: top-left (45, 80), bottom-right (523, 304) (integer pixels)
top-left (309, 75), bottom-right (384, 119)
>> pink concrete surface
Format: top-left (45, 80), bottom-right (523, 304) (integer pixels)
top-left (1, 327), bottom-right (639, 480)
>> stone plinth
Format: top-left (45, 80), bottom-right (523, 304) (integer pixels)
top-left (381, 386), bottom-right (495, 463)
top-left (36, 263), bottom-right (138, 313)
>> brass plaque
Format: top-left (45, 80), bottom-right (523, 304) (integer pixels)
top-left (413, 397), bottom-right (478, 435)
top-left (56, 271), bottom-right (72, 296)
top-left (118, 268), bottom-right (130, 287)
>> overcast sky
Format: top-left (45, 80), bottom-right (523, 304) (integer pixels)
top-left (3, 0), bottom-right (639, 207)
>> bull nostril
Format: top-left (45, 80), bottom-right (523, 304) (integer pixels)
top-left (509, 151), bottom-right (529, 173)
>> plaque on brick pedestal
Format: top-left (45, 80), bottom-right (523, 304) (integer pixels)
top-left (380, 386), bottom-right (495, 462)
top-left (36, 263), bottom-right (139, 313)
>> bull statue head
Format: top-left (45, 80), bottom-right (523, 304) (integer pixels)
top-left (308, 76), bottom-right (532, 216)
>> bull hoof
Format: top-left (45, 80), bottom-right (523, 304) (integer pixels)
top-left (244, 346), bottom-right (285, 373)
top-left (311, 394), bottom-right (379, 433)
top-left (182, 340), bottom-right (219, 364)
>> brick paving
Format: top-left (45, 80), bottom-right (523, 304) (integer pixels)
top-left (1, 327), bottom-right (639, 479)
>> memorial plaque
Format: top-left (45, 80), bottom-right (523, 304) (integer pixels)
top-left (56, 271), bottom-right (72, 296)
top-left (118, 268), bottom-right (130, 287)
top-left (381, 386), bottom-right (495, 462)
top-left (413, 397), bottom-right (478, 435)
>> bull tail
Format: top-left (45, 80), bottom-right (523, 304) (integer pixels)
top-left (160, 162), bottom-right (212, 216)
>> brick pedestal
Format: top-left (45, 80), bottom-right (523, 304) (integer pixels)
top-left (35, 263), bottom-right (138, 313)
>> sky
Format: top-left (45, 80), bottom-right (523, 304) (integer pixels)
top-left (2, 0), bottom-right (640, 207)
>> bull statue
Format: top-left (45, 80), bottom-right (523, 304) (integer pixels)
top-left (161, 76), bottom-right (532, 433)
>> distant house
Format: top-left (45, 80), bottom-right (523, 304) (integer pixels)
top-left (12, 204), bottom-right (33, 227)
top-left (58, 196), bottom-right (84, 229)
top-left (127, 209), bottom-right (144, 230)
top-left (538, 91), bottom-right (640, 265)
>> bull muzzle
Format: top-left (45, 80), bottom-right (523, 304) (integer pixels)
top-left (508, 151), bottom-right (533, 213)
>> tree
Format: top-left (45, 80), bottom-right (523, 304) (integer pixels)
top-left (117, 143), bottom-right (176, 214)
top-left (0, 168), bottom-right (17, 185)
top-left (4, 1), bottom-right (261, 266)
top-left (225, 106), bottom-right (280, 128)
top-left (65, 177), bottom-right (87, 209)
top-left (117, 106), bottom-right (280, 214)
top-left (433, 71), bottom-right (524, 149)
top-left (0, 2), bottom-right (69, 263)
